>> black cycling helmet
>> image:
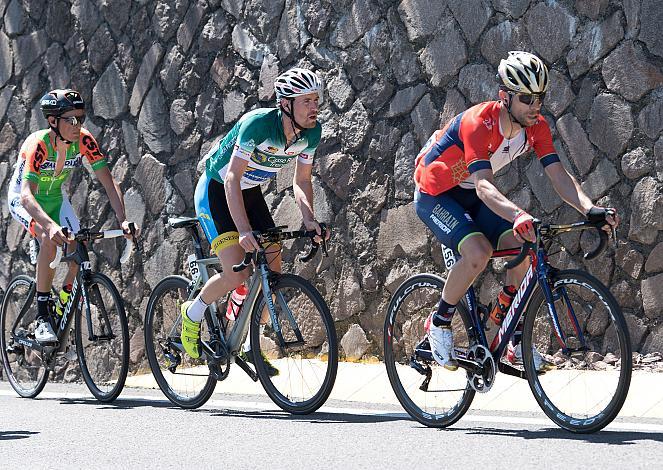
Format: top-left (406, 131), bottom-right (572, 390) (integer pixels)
top-left (40, 89), bottom-right (85, 119)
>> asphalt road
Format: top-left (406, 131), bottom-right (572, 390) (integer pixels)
top-left (1, 382), bottom-right (662, 469)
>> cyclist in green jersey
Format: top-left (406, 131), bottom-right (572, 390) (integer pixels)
top-left (7, 89), bottom-right (139, 343)
top-left (182, 68), bottom-right (330, 374)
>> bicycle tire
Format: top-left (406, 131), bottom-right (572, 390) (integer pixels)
top-left (0, 275), bottom-right (49, 398)
top-left (144, 275), bottom-right (216, 409)
top-left (250, 273), bottom-right (338, 414)
top-left (384, 273), bottom-right (476, 428)
top-left (75, 273), bottom-right (129, 402)
top-left (522, 269), bottom-right (632, 433)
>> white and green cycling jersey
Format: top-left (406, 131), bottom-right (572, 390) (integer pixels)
top-left (205, 108), bottom-right (321, 189)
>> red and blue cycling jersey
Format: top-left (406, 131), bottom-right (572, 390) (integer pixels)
top-left (414, 101), bottom-right (560, 196)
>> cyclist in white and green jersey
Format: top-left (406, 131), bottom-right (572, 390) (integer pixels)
top-left (182, 68), bottom-right (330, 374)
top-left (7, 89), bottom-right (139, 343)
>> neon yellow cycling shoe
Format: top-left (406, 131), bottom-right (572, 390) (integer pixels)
top-left (180, 301), bottom-right (201, 359)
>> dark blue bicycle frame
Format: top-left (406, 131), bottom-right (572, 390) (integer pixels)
top-left (444, 243), bottom-right (572, 365)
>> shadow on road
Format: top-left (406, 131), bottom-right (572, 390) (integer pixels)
top-left (451, 426), bottom-right (663, 444)
top-left (52, 396), bottom-right (409, 423)
top-left (0, 430), bottom-right (39, 441)
top-left (191, 407), bottom-right (410, 424)
top-left (58, 397), bottom-right (176, 410)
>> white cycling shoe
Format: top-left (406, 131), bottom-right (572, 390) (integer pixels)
top-left (426, 315), bottom-right (458, 371)
top-left (35, 319), bottom-right (57, 343)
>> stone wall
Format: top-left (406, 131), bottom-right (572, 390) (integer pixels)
top-left (1, 0), bottom-right (663, 367)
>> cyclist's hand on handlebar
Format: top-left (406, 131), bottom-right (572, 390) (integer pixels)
top-left (121, 220), bottom-right (141, 240)
top-left (513, 210), bottom-right (535, 243)
top-left (48, 223), bottom-right (73, 246)
top-left (239, 229), bottom-right (261, 252)
top-left (587, 206), bottom-right (619, 233)
top-left (304, 219), bottom-right (329, 244)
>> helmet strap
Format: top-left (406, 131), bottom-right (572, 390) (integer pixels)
top-left (50, 117), bottom-right (73, 145)
top-left (504, 93), bottom-right (528, 128)
top-left (281, 99), bottom-right (305, 149)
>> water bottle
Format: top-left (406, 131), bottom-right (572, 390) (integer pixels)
top-left (225, 284), bottom-right (248, 320)
top-left (489, 285), bottom-right (517, 325)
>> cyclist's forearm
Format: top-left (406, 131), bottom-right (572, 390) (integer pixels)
top-left (475, 178), bottom-right (522, 222)
top-left (293, 178), bottom-right (315, 223)
top-left (224, 177), bottom-right (252, 232)
top-left (106, 180), bottom-right (127, 224)
top-left (21, 183), bottom-right (56, 230)
top-left (96, 167), bottom-right (126, 223)
top-left (548, 166), bottom-right (593, 215)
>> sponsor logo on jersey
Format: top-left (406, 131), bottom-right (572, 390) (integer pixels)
top-left (198, 212), bottom-right (212, 221)
top-left (267, 146), bottom-right (278, 153)
top-left (254, 152), bottom-right (269, 164)
top-left (266, 155), bottom-right (290, 165)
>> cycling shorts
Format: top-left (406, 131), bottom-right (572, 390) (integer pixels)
top-left (194, 171), bottom-right (275, 255)
top-left (8, 179), bottom-right (80, 237)
top-left (415, 186), bottom-right (512, 254)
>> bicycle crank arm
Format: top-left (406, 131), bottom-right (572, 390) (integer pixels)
top-left (455, 357), bottom-right (482, 374)
top-left (88, 334), bottom-right (116, 342)
top-left (498, 361), bottom-right (527, 379)
top-left (10, 334), bottom-right (56, 353)
top-left (233, 353), bottom-right (259, 382)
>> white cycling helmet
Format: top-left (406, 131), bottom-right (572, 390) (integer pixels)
top-left (274, 67), bottom-right (323, 103)
top-left (497, 51), bottom-right (549, 94)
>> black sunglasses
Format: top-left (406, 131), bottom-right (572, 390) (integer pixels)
top-left (58, 115), bottom-right (86, 126)
top-left (513, 93), bottom-right (545, 105)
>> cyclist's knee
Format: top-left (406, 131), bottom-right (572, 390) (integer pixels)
top-left (459, 237), bottom-right (492, 272)
top-left (225, 270), bottom-right (250, 290)
top-left (38, 232), bottom-right (56, 251)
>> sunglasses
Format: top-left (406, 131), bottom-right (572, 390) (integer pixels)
top-left (58, 115), bottom-right (86, 126)
top-left (513, 93), bottom-right (545, 105)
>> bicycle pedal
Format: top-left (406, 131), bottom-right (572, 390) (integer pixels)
top-left (63, 349), bottom-right (78, 361)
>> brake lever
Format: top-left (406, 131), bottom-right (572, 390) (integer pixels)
top-left (128, 222), bottom-right (143, 252)
top-left (319, 223), bottom-right (329, 257)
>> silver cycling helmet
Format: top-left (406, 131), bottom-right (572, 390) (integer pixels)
top-left (274, 67), bottom-right (323, 103)
top-left (497, 51), bottom-right (549, 94)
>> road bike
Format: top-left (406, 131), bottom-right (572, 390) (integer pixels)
top-left (144, 217), bottom-right (338, 413)
top-left (384, 218), bottom-right (632, 433)
top-left (1, 225), bottom-right (139, 402)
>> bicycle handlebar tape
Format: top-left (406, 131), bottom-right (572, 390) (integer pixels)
top-left (583, 228), bottom-right (608, 261)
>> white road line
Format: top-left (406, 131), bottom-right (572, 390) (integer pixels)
top-left (2, 389), bottom-right (662, 432)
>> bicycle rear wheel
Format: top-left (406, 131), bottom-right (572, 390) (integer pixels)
top-left (250, 273), bottom-right (338, 414)
top-left (522, 269), bottom-right (632, 433)
top-left (75, 273), bottom-right (129, 402)
top-left (144, 276), bottom-right (216, 409)
top-left (0, 275), bottom-right (49, 398)
top-left (384, 274), bottom-right (475, 427)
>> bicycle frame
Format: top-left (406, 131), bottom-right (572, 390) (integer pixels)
top-left (440, 241), bottom-right (570, 375)
top-left (169, 225), bottom-right (306, 368)
top-left (9, 241), bottom-right (111, 359)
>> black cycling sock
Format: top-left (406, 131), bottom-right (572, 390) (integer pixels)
top-left (432, 299), bottom-right (456, 327)
top-left (36, 291), bottom-right (51, 321)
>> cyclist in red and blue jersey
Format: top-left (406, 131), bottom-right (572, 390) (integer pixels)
top-left (180, 68), bottom-right (329, 374)
top-left (414, 52), bottom-right (618, 371)
top-left (7, 89), bottom-right (138, 343)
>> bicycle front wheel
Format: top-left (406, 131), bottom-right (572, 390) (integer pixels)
top-left (250, 273), bottom-right (338, 414)
top-left (384, 274), bottom-right (475, 428)
top-left (0, 275), bottom-right (49, 398)
top-left (522, 269), bottom-right (632, 433)
top-left (144, 275), bottom-right (216, 409)
top-left (75, 273), bottom-right (129, 402)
